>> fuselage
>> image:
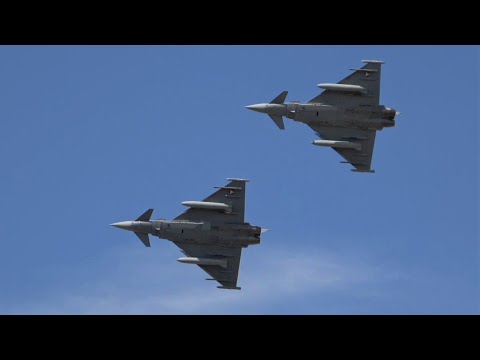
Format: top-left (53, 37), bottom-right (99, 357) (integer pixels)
top-left (128, 219), bottom-right (261, 248)
top-left (257, 102), bottom-right (396, 131)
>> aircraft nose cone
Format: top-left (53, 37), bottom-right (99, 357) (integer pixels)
top-left (246, 104), bottom-right (268, 113)
top-left (110, 221), bottom-right (133, 230)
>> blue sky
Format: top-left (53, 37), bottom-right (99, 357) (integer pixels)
top-left (0, 45), bottom-right (477, 314)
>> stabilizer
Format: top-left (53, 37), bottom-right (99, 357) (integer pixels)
top-left (135, 232), bottom-right (151, 247)
top-left (269, 114), bottom-right (285, 130)
top-left (270, 90), bottom-right (288, 104)
top-left (136, 209), bottom-right (153, 221)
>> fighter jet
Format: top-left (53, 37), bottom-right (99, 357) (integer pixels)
top-left (110, 178), bottom-right (266, 290)
top-left (246, 60), bottom-right (398, 173)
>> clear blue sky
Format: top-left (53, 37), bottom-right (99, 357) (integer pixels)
top-left (0, 45), bottom-right (477, 314)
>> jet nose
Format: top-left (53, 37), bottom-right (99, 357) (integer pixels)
top-left (246, 104), bottom-right (268, 113)
top-left (110, 221), bottom-right (133, 231)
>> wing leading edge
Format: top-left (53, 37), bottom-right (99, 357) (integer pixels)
top-left (174, 178), bottom-right (247, 223)
top-left (308, 60), bottom-right (383, 107)
top-left (174, 242), bottom-right (243, 289)
top-left (310, 125), bottom-right (377, 173)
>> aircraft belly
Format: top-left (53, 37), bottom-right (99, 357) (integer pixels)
top-left (175, 236), bottom-right (246, 248)
top-left (308, 105), bottom-right (342, 126)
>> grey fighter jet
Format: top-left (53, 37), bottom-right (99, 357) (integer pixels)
top-left (246, 60), bottom-right (399, 173)
top-left (110, 178), bottom-right (266, 290)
